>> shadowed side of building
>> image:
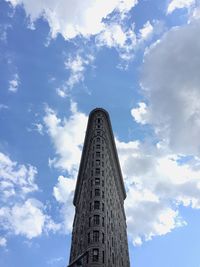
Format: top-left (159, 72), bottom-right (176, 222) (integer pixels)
top-left (69, 108), bottom-right (130, 267)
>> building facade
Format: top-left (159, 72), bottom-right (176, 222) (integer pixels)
top-left (69, 108), bottom-right (130, 267)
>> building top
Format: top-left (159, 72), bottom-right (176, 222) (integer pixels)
top-left (73, 108), bottom-right (126, 206)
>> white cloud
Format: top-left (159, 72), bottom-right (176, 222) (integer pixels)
top-left (0, 199), bottom-right (45, 239)
top-left (0, 152), bottom-right (59, 241)
top-left (6, 0), bottom-right (138, 40)
top-left (125, 185), bottom-right (184, 245)
top-left (127, 20), bottom-right (200, 242)
top-left (140, 20), bottom-right (200, 155)
top-left (64, 53), bottom-right (95, 91)
top-left (0, 152), bottom-right (38, 200)
top-left (44, 103), bottom-right (88, 233)
top-left (167, 0), bottom-right (195, 14)
top-left (131, 102), bottom-right (149, 124)
top-left (8, 73), bottom-right (20, 92)
top-left (139, 21), bottom-right (153, 41)
top-left (96, 23), bottom-right (137, 61)
top-left (0, 237), bottom-right (7, 247)
top-left (116, 138), bottom-right (200, 245)
top-left (43, 101), bottom-right (88, 173)
top-left (56, 88), bottom-right (67, 98)
top-left (53, 175), bottom-right (76, 203)
top-left (0, 198), bottom-right (60, 239)
top-left (53, 175), bottom-right (76, 233)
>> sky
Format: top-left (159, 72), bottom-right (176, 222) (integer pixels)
top-left (0, 0), bottom-right (200, 266)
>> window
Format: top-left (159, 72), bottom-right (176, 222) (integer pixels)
top-left (94, 201), bottom-right (100, 210)
top-left (102, 251), bottom-right (105, 263)
top-left (95, 178), bottom-right (100, 185)
top-left (102, 217), bottom-right (105, 227)
top-left (89, 217), bottom-right (91, 227)
top-left (102, 161), bottom-right (104, 167)
top-left (112, 253), bottom-right (115, 264)
top-left (90, 203), bottom-right (92, 211)
top-left (95, 168), bottom-right (100, 175)
top-left (90, 190), bottom-right (92, 199)
top-left (102, 180), bottom-right (104, 187)
top-left (88, 232), bottom-right (90, 244)
top-left (102, 190), bottom-right (104, 199)
top-left (97, 137), bottom-right (100, 143)
top-left (96, 160), bottom-right (100, 166)
top-left (93, 249), bottom-right (99, 262)
top-left (96, 151), bottom-right (100, 158)
top-left (102, 203), bottom-right (104, 212)
top-left (94, 215), bottom-right (100, 225)
top-left (102, 170), bottom-right (104, 176)
top-left (93, 231), bottom-right (99, 242)
top-left (96, 144), bottom-right (100, 149)
top-left (95, 188), bottom-right (100, 196)
top-left (90, 179), bottom-right (93, 186)
top-left (97, 118), bottom-right (101, 123)
top-left (102, 233), bottom-right (105, 244)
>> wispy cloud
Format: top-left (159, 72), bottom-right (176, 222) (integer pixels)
top-left (43, 101), bottom-right (87, 173)
top-left (6, 0), bottom-right (138, 39)
top-left (0, 237), bottom-right (7, 247)
top-left (0, 152), bottom-right (60, 241)
top-left (43, 102), bottom-right (88, 233)
top-left (167, 0), bottom-right (195, 14)
top-left (8, 73), bottom-right (20, 92)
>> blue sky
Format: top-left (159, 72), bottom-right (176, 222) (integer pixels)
top-left (1, 0), bottom-right (200, 266)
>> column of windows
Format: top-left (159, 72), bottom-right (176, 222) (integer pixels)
top-left (87, 116), bottom-right (106, 265)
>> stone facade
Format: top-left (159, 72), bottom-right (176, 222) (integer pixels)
top-left (69, 108), bottom-right (130, 267)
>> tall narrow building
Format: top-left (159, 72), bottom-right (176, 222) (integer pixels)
top-left (69, 108), bottom-right (130, 267)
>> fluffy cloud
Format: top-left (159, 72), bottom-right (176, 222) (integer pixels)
top-left (44, 103), bottom-right (87, 233)
top-left (125, 186), bottom-right (184, 245)
top-left (44, 102), bottom-right (87, 173)
top-left (116, 139), bottom-right (200, 245)
top-left (140, 20), bottom-right (200, 155)
top-left (43, 102), bottom-right (200, 245)
top-left (0, 199), bottom-right (45, 238)
top-left (53, 175), bottom-right (76, 233)
top-left (131, 102), bottom-right (149, 125)
top-left (6, 0), bottom-right (138, 39)
top-left (8, 73), bottom-right (20, 92)
top-left (0, 152), bottom-right (38, 200)
top-left (0, 198), bottom-right (60, 239)
top-left (0, 152), bottom-right (59, 241)
top-left (139, 21), bottom-right (153, 41)
top-left (167, 0), bottom-right (195, 14)
top-left (96, 23), bottom-right (137, 61)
